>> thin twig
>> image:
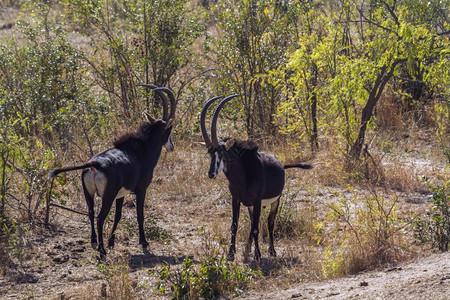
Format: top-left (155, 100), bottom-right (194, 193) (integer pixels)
top-left (49, 203), bottom-right (90, 217)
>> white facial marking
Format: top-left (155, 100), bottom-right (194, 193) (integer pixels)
top-left (164, 136), bottom-right (174, 152)
top-left (216, 152), bottom-right (224, 174)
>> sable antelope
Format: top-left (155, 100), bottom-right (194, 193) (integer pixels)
top-left (48, 85), bottom-right (176, 256)
top-left (200, 95), bottom-right (312, 261)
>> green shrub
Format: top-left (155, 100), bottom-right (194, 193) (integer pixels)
top-left (152, 255), bottom-right (261, 299)
top-left (0, 216), bottom-right (27, 270)
top-left (412, 178), bottom-right (450, 251)
top-left (144, 214), bottom-right (173, 243)
top-left (322, 188), bottom-right (409, 277)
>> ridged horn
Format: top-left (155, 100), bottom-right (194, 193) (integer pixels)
top-left (153, 87), bottom-right (176, 121)
top-left (136, 84), bottom-right (168, 120)
top-left (210, 94), bottom-right (240, 147)
top-left (200, 96), bottom-right (223, 148)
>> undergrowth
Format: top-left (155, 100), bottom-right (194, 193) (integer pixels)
top-left (97, 257), bottom-right (134, 299)
top-left (412, 177), bottom-right (450, 251)
top-left (0, 216), bottom-right (27, 271)
top-left (119, 212), bottom-right (173, 243)
top-left (321, 188), bottom-right (410, 277)
top-left (152, 255), bottom-right (261, 299)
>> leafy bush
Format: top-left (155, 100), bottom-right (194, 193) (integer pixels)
top-left (152, 255), bottom-right (261, 299)
top-left (144, 214), bottom-right (173, 243)
top-left (119, 213), bottom-right (173, 243)
top-left (0, 216), bottom-right (27, 271)
top-left (322, 189), bottom-right (409, 277)
top-left (412, 178), bottom-right (450, 251)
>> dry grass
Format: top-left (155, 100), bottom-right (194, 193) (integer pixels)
top-left (145, 127), bottom-right (442, 282)
top-left (1, 121), bottom-right (448, 298)
top-left (0, 3), bottom-right (448, 297)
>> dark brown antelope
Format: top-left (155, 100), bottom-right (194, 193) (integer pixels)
top-left (200, 95), bottom-right (312, 261)
top-left (48, 85), bottom-right (176, 256)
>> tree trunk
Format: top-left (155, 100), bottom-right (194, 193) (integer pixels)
top-left (350, 59), bottom-right (405, 158)
top-left (310, 62), bottom-right (319, 151)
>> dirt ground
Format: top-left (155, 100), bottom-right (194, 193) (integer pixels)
top-left (0, 133), bottom-right (449, 299)
top-left (1, 178), bottom-right (449, 300)
top-left (239, 251), bottom-right (450, 300)
top-left (1, 3), bottom-right (449, 299)
top-left (1, 211), bottom-right (449, 300)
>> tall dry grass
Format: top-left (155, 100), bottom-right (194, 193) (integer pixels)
top-left (2, 111), bottom-right (446, 298)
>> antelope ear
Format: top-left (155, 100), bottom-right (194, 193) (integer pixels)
top-left (143, 112), bottom-right (156, 123)
top-left (165, 118), bottom-right (174, 129)
top-left (225, 139), bottom-right (235, 150)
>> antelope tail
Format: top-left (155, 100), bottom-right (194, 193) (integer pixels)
top-left (47, 162), bottom-right (99, 179)
top-left (283, 163), bottom-right (313, 170)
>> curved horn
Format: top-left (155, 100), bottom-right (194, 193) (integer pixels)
top-left (136, 83), bottom-right (158, 89)
top-left (153, 87), bottom-right (176, 120)
top-left (200, 95), bottom-right (223, 148)
top-left (154, 90), bottom-right (169, 120)
top-left (136, 84), bottom-right (168, 120)
top-left (210, 94), bottom-right (240, 147)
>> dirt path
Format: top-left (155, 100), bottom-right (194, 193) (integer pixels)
top-left (240, 252), bottom-right (450, 300)
top-left (1, 187), bottom-right (449, 299)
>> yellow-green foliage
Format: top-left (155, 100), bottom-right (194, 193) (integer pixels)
top-left (152, 255), bottom-right (261, 299)
top-left (322, 189), bottom-right (409, 277)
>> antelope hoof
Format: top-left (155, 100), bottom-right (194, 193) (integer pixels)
top-left (91, 241), bottom-right (98, 249)
top-left (254, 250), bottom-right (261, 262)
top-left (268, 247), bottom-right (277, 257)
top-left (91, 237), bottom-right (98, 249)
top-left (107, 237), bottom-right (115, 249)
top-left (98, 244), bottom-right (107, 257)
top-left (227, 252), bottom-right (235, 261)
top-left (140, 240), bottom-right (149, 249)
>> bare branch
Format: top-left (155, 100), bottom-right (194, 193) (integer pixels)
top-left (382, 0), bottom-right (400, 26)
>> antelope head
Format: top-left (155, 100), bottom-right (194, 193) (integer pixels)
top-left (200, 94), bottom-right (239, 179)
top-left (137, 84), bottom-right (177, 152)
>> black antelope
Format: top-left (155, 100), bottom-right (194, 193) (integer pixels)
top-left (200, 95), bottom-right (312, 261)
top-left (48, 85), bottom-right (176, 256)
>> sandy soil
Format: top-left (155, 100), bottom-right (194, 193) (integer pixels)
top-left (239, 251), bottom-right (450, 300)
top-left (1, 182), bottom-right (449, 300)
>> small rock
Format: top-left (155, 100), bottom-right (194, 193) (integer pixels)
top-left (386, 267), bottom-right (402, 272)
top-left (53, 254), bottom-right (69, 264)
top-left (326, 292), bottom-right (340, 297)
top-left (101, 282), bottom-right (107, 297)
top-left (25, 273), bottom-right (39, 283)
top-left (16, 273), bottom-right (39, 284)
top-left (441, 275), bottom-right (450, 281)
top-left (360, 281), bottom-right (369, 287)
top-left (291, 293), bottom-right (302, 298)
top-left (71, 247), bottom-right (85, 253)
